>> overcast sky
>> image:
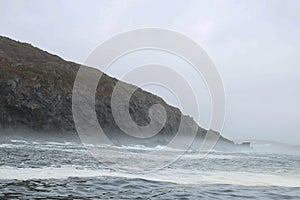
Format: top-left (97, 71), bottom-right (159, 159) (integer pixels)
top-left (1, 0), bottom-right (299, 145)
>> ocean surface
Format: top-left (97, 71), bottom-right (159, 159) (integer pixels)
top-left (0, 139), bottom-right (299, 199)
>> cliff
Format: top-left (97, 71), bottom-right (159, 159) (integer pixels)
top-left (0, 36), bottom-right (234, 149)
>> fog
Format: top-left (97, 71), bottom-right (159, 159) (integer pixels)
top-left (0, 0), bottom-right (299, 145)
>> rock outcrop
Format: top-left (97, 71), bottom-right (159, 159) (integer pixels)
top-left (0, 36), bottom-right (234, 149)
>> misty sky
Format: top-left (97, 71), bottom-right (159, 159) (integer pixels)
top-left (1, 0), bottom-right (299, 145)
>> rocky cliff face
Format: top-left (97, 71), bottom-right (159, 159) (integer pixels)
top-left (0, 36), bottom-right (234, 149)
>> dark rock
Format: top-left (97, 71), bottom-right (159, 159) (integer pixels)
top-left (235, 142), bottom-right (252, 151)
top-left (0, 36), bottom-right (234, 149)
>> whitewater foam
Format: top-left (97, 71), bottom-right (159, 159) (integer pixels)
top-left (0, 166), bottom-right (299, 187)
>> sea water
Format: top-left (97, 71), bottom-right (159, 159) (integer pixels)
top-left (0, 139), bottom-right (299, 199)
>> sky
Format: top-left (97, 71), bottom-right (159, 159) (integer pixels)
top-left (1, 0), bottom-right (299, 145)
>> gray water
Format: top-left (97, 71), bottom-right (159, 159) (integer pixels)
top-left (0, 139), bottom-right (299, 199)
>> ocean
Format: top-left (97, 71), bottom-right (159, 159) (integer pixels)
top-left (0, 139), bottom-right (299, 199)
